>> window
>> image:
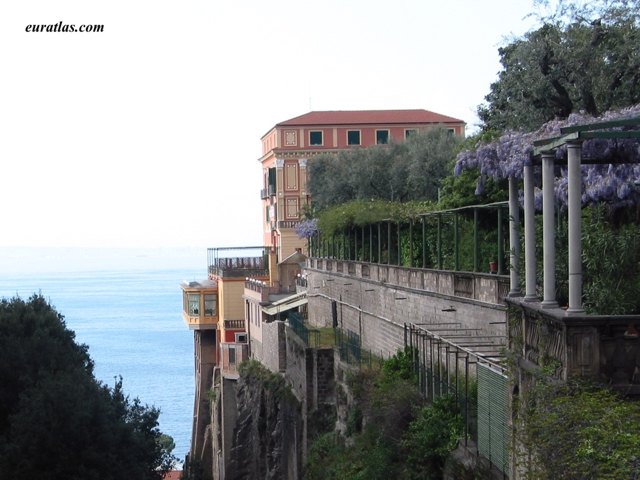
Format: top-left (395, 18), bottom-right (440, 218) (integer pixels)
top-left (309, 130), bottom-right (323, 146)
top-left (204, 294), bottom-right (217, 316)
top-left (347, 130), bottom-right (360, 145)
top-left (376, 130), bottom-right (389, 144)
top-left (268, 167), bottom-right (276, 194)
top-left (405, 129), bottom-right (417, 139)
top-left (447, 128), bottom-right (456, 135)
top-left (229, 347), bottom-right (236, 365)
top-left (188, 294), bottom-right (199, 316)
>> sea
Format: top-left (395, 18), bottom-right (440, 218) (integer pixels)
top-left (0, 246), bottom-right (209, 465)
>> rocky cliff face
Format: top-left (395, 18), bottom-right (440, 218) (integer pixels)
top-left (225, 362), bottom-right (303, 480)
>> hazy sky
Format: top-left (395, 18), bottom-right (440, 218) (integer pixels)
top-left (1, 0), bottom-right (538, 248)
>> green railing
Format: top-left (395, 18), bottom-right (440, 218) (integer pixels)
top-left (335, 329), bottom-right (380, 368)
top-left (288, 312), bottom-right (320, 347)
top-left (310, 202), bottom-right (510, 275)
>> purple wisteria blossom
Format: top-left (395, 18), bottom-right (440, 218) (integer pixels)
top-left (455, 104), bottom-right (640, 207)
top-left (294, 218), bottom-right (318, 239)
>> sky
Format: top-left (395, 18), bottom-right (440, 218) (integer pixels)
top-left (0, 0), bottom-right (539, 249)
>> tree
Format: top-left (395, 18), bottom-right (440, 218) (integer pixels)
top-left (479, 0), bottom-right (640, 132)
top-left (307, 128), bottom-right (461, 210)
top-left (0, 295), bottom-right (175, 480)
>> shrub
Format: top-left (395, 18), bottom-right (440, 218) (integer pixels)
top-left (401, 394), bottom-right (464, 479)
top-left (520, 380), bottom-right (640, 479)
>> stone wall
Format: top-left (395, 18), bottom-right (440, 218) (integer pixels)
top-left (251, 320), bottom-right (287, 373)
top-left (306, 265), bottom-right (507, 360)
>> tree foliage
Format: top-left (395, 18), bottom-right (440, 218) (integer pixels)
top-left (315, 199), bottom-right (435, 237)
top-left (401, 395), bottom-right (464, 480)
top-left (305, 349), bottom-right (464, 480)
top-left (519, 379), bottom-right (640, 479)
top-left (0, 295), bottom-right (175, 480)
top-left (308, 128), bottom-right (462, 211)
top-left (479, 0), bottom-right (640, 132)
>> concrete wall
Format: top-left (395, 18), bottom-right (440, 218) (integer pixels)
top-left (281, 325), bottom-right (336, 465)
top-left (305, 262), bottom-right (508, 360)
top-left (251, 320), bottom-right (286, 373)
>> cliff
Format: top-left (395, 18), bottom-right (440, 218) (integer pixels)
top-left (224, 361), bottom-right (303, 480)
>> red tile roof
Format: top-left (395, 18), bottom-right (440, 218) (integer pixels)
top-left (276, 109), bottom-right (464, 127)
top-left (163, 471), bottom-right (182, 480)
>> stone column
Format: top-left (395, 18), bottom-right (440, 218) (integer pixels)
top-left (508, 176), bottom-right (521, 296)
top-left (541, 153), bottom-right (558, 308)
top-left (567, 142), bottom-right (585, 313)
top-left (523, 163), bottom-right (537, 301)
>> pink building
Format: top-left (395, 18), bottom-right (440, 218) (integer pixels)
top-left (258, 109), bottom-right (465, 258)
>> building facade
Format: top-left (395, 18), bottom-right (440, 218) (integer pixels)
top-left (258, 109), bottom-right (466, 258)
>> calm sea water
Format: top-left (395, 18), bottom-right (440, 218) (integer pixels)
top-left (0, 247), bottom-right (209, 464)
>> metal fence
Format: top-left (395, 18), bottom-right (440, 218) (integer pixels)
top-left (404, 323), bottom-right (507, 475)
top-left (288, 312), bottom-right (320, 347)
top-left (334, 329), bottom-right (382, 369)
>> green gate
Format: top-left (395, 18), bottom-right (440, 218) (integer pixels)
top-left (477, 363), bottom-right (509, 475)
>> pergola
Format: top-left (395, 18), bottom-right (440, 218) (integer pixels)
top-left (507, 116), bottom-right (640, 312)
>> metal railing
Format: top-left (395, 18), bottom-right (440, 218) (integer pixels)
top-left (288, 312), bottom-right (320, 347)
top-left (207, 246), bottom-right (269, 278)
top-left (335, 329), bottom-right (380, 369)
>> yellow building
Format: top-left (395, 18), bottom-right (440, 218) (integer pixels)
top-left (180, 246), bottom-right (270, 465)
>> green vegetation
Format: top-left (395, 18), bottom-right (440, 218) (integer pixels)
top-left (530, 205), bottom-right (640, 314)
top-left (308, 128), bottom-right (462, 211)
top-left (582, 205), bottom-right (640, 314)
top-left (402, 395), bottom-right (464, 479)
top-left (305, 348), bottom-right (464, 480)
top-left (479, 0), bottom-right (640, 132)
top-left (238, 359), bottom-right (295, 402)
top-left (518, 379), bottom-right (640, 479)
top-left (0, 295), bottom-right (176, 479)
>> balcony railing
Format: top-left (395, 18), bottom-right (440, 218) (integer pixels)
top-left (260, 185), bottom-right (276, 200)
top-left (278, 220), bottom-right (300, 229)
top-left (207, 246), bottom-right (269, 278)
top-left (310, 258), bottom-right (509, 305)
top-left (224, 319), bottom-right (245, 330)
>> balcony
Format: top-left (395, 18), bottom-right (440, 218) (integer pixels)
top-left (507, 297), bottom-right (640, 394)
top-left (260, 184), bottom-right (276, 200)
top-left (180, 280), bottom-right (218, 330)
top-left (224, 319), bottom-right (245, 330)
top-left (207, 246), bottom-right (269, 278)
top-left (277, 220), bottom-right (301, 229)
top-left (245, 278), bottom-right (279, 298)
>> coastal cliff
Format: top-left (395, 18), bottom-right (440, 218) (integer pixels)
top-left (215, 361), bottom-right (303, 480)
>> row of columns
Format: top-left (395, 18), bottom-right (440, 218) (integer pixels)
top-left (508, 142), bottom-right (584, 313)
